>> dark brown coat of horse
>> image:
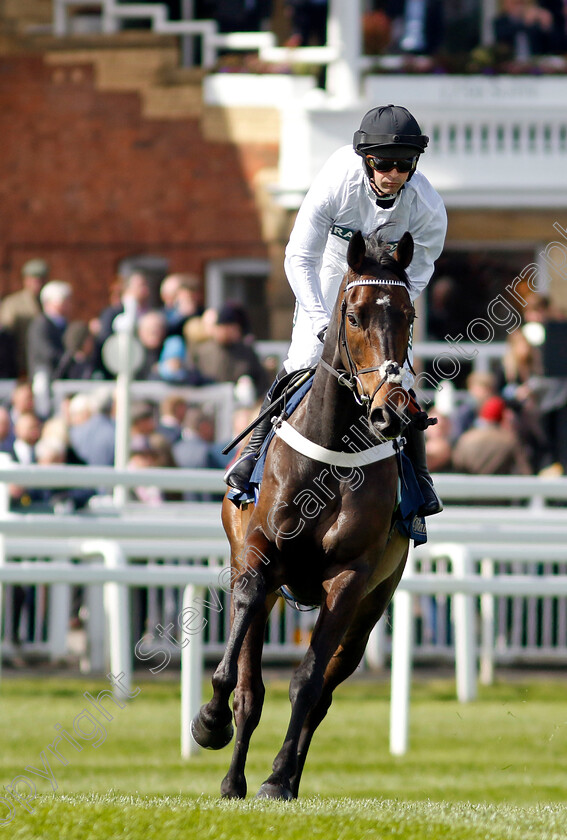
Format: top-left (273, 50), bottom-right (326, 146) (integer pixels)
top-left (192, 229), bottom-right (416, 799)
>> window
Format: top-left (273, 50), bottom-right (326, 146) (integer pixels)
top-left (205, 258), bottom-right (271, 339)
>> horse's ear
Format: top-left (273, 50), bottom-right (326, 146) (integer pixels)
top-left (394, 232), bottom-right (414, 269)
top-left (347, 230), bottom-right (366, 273)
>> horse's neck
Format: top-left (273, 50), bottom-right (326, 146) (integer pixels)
top-left (296, 359), bottom-right (365, 450)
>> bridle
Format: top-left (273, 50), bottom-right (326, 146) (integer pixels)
top-left (320, 276), bottom-right (413, 411)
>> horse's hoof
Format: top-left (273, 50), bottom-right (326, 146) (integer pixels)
top-left (190, 713), bottom-right (234, 750)
top-left (220, 774), bottom-right (247, 799)
top-left (255, 781), bottom-right (293, 801)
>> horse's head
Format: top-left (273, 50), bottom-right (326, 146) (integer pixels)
top-left (337, 229), bottom-right (415, 440)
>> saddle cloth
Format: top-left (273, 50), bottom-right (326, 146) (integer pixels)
top-left (228, 374), bottom-right (427, 546)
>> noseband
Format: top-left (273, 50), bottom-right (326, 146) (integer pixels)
top-left (321, 277), bottom-right (411, 411)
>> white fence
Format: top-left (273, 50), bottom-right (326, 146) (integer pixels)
top-left (391, 494), bottom-right (567, 755)
top-left (3, 464), bottom-right (567, 674)
top-left (2, 462), bottom-right (567, 758)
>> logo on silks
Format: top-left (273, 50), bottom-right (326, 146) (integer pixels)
top-left (410, 515), bottom-right (427, 545)
top-left (331, 227), bottom-right (399, 256)
top-left (331, 225), bottom-right (355, 241)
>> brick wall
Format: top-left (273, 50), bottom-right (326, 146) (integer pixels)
top-left (0, 52), bottom-right (278, 324)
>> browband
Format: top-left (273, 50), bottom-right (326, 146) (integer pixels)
top-left (345, 278), bottom-right (408, 291)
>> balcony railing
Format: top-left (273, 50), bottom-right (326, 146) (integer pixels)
top-left (51, 2), bottom-right (567, 209)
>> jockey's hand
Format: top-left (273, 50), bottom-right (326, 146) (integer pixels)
top-left (412, 411), bottom-right (438, 431)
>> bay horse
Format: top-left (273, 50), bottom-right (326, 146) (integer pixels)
top-left (192, 229), bottom-right (416, 800)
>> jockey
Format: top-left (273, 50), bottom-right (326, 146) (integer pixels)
top-left (225, 104), bottom-right (447, 516)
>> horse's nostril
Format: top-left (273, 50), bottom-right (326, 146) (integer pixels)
top-left (371, 404), bottom-right (403, 438)
top-left (370, 408), bottom-right (388, 431)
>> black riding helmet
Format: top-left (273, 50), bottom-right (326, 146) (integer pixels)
top-left (353, 104), bottom-right (428, 183)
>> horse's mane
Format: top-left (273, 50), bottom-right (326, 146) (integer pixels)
top-left (363, 229), bottom-right (410, 288)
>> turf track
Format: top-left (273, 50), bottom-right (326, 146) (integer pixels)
top-left (1, 675), bottom-right (567, 839)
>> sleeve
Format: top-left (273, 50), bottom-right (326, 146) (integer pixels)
top-left (406, 195), bottom-right (448, 302)
top-left (284, 152), bottom-right (344, 336)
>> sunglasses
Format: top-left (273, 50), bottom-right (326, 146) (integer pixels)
top-left (365, 155), bottom-right (416, 173)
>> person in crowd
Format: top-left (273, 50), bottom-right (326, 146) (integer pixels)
top-left (4, 407), bottom-right (43, 653)
top-left (0, 258), bottom-right (49, 377)
top-left (225, 104), bottom-right (447, 516)
top-left (191, 302), bottom-right (269, 397)
top-left (159, 273), bottom-right (183, 327)
top-left (214, 0), bottom-right (272, 33)
top-left (165, 273), bottom-right (205, 337)
top-left (8, 380), bottom-right (35, 427)
top-left (172, 406), bottom-right (218, 500)
top-left (68, 388), bottom-right (116, 466)
top-left (285, 0), bottom-right (328, 46)
top-left (129, 400), bottom-right (157, 452)
top-left (39, 410), bottom-right (86, 466)
top-left (450, 371), bottom-right (499, 443)
top-left (160, 272), bottom-right (204, 331)
top-left (135, 310), bottom-right (168, 380)
top-left (386, 0), bottom-right (445, 54)
top-left (127, 445), bottom-right (165, 505)
top-left (183, 305), bottom-right (218, 354)
top-left (452, 395), bottom-right (532, 475)
top-left (94, 271), bottom-right (152, 376)
top-left (493, 0), bottom-right (560, 57)
top-left (53, 320), bottom-right (98, 380)
top-left (97, 271), bottom-right (152, 343)
top-left (16, 437), bottom-right (94, 512)
top-left (172, 406), bottom-right (215, 469)
top-left (156, 394), bottom-right (189, 445)
top-left (127, 432), bottom-right (179, 502)
top-left (157, 334), bottom-right (210, 385)
top-left (0, 322), bottom-right (17, 379)
top-left (0, 405), bottom-right (15, 452)
top-left (26, 281), bottom-right (73, 381)
top-left (148, 432), bottom-right (177, 469)
top-left (425, 412), bottom-right (453, 473)
top-left (501, 292), bottom-right (567, 473)
top-left (8, 410), bottom-right (42, 468)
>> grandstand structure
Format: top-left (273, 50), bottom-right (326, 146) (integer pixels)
top-left (0, 0), bottom-right (566, 343)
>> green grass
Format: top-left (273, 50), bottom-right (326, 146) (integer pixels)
top-left (1, 674), bottom-right (567, 838)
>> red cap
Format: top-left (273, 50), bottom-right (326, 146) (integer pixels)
top-left (479, 396), bottom-right (506, 424)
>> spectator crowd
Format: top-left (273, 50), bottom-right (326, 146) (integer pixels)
top-left (0, 258), bottom-right (273, 513)
top-left (1, 256), bottom-right (566, 515)
top-left (1, 255), bottom-right (567, 660)
top-left (179, 1), bottom-right (567, 71)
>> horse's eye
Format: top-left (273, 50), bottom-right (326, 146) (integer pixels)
top-left (347, 313), bottom-right (358, 327)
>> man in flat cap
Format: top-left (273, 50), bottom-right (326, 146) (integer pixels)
top-left (0, 258), bottom-right (49, 377)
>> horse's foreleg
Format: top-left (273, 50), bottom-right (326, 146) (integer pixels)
top-left (256, 567), bottom-right (372, 801)
top-left (220, 593), bottom-right (278, 799)
top-left (191, 536), bottom-right (277, 752)
top-left (290, 551), bottom-right (409, 798)
top-left (191, 573), bottom-right (267, 750)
